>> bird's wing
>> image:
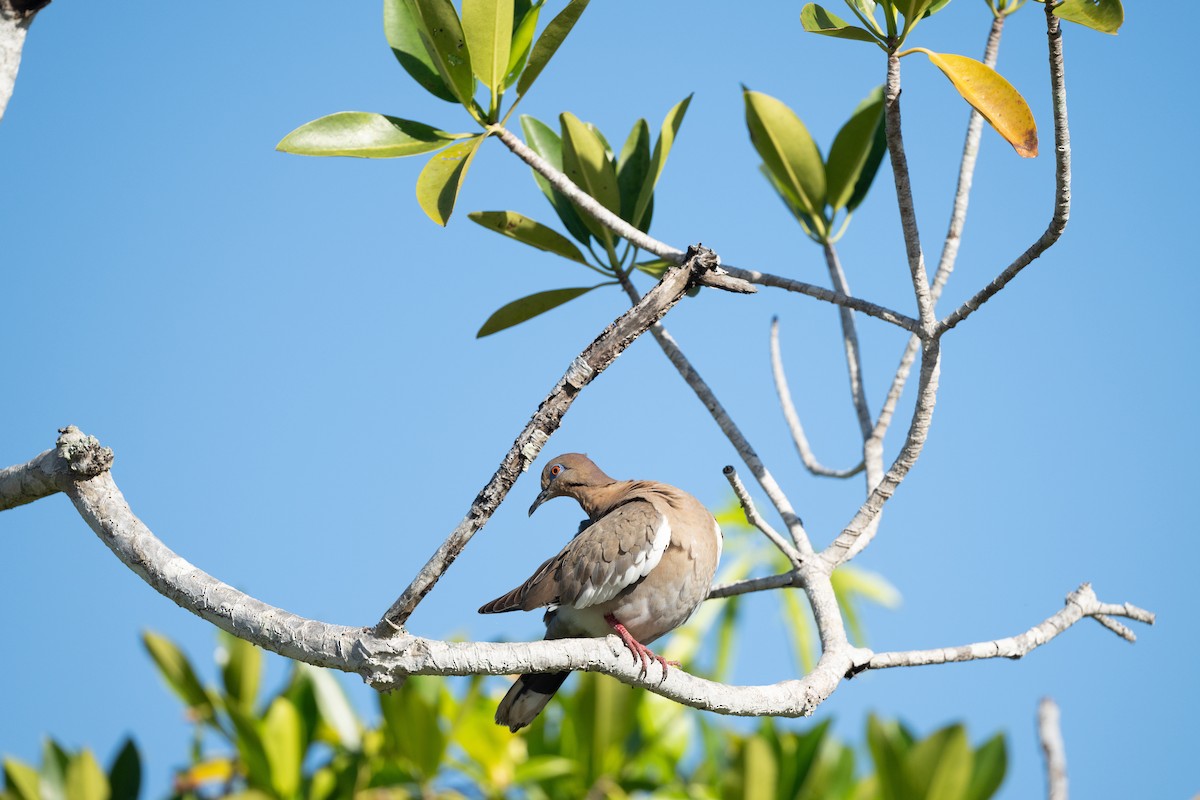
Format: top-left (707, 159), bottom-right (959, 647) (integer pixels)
top-left (477, 499), bottom-right (670, 614)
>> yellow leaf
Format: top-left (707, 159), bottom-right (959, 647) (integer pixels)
top-left (912, 48), bottom-right (1038, 158)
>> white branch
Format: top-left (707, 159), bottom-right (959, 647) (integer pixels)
top-left (1039, 697), bottom-right (1069, 800)
top-left (616, 274), bottom-right (813, 556)
top-left (770, 317), bottom-right (864, 480)
top-left (723, 465), bottom-right (803, 566)
top-left (863, 584), bottom-right (1153, 671)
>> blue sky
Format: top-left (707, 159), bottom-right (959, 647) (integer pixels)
top-left (2, 1), bottom-right (1194, 797)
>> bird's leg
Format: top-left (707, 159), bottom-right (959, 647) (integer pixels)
top-left (604, 613), bottom-right (679, 680)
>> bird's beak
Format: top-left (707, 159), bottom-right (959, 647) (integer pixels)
top-left (528, 488), bottom-right (552, 517)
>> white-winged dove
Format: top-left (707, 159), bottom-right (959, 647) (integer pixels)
top-left (479, 453), bottom-right (723, 731)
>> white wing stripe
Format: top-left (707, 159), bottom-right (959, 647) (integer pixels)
top-left (574, 512), bottom-right (671, 609)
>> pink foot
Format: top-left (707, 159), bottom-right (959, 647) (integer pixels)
top-left (604, 613), bottom-right (679, 680)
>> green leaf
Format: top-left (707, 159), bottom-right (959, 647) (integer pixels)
top-left (106, 740), bottom-right (140, 800)
top-left (262, 698), bottom-right (303, 800)
top-left (630, 94), bottom-right (691, 234)
top-left (462, 0), bottom-right (513, 102)
top-left (867, 715), bottom-right (914, 800)
top-left (226, 707), bottom-right (271, 790)
top-left (516, 0), bottom-right (590, 97)
top-left (740, 735), bottom-right (778, 800)
top-left (894, 0), bottom-right (936, 22)
top-left (468, 210), bottom-right (590, 264)
top-left (477, 285), bottom-right (604, 336)
top-left (560, 112), bottom-right (621, 244)
top-left (302, 665), bottom-right (363, 752)
top-left (912, 48), bottom-right (1038, 158)
top-left (277, 112), bottom-right (464, 158)
top-left (3, 759), bottom-right (41, 800)
top-left (219, 631), bottom-right (262, 712)
top-left (616, 119), bottom-right (651, 229)
top-left (383, 0), bottom-right (458, 102)
top-left (744, 90), bottom-right (826, 222)
top-left (141, 632), bottom-right (214, 719)
top-left (825, 86), bottom-right (885, 212)
top-left (416, 134), bottom-right (488, 225)
top-left (379, 679), bottom-right (446, 779)
top-left (504, 2), bottom-right (541, 88)
top-left (845, 100), bottom-right (888, 211)
top-left (520, 115), bottom-right (592, 244)
top-left (39, 740), bottom-right (70, 800)
top-left (65, 751), bottom-right (108, 800)
top-left (912, 725), bottom-right (972, 800)
top-left (633, 258), bottom-right (672, 279)
top-left (965, 734), bottom-right (1008, 800)
top-left (511, 755), bottom-right (576, 783)
top-left (800, 4), bottom-right (881, 43)
top-left (1054, 0), bottom-right (1123, 33)
top-left (407, 0), bottom-right (476, 108)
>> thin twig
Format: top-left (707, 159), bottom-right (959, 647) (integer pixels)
top-left (490, 124), bottom-right (680, 260)
top-left (615, 273), bottom-right (813, 555)
top-left (937, 4), bottom-right (1071, 335)
top-left (723, 264), bottom-right (922, 333)
top-left (769, 317), bottom-right (864, 479)
top-left (822, 242), bottom-right (873, 440)
top-left (863, 583), bottom-right (1154, 670)
top-left (708, 571), bottom-right (797, 600)
top-left (723, 466), bottom-right (803, 566)
top-left (375, 246), bottom-right (740, 633)
top-left (1039, 698), bottom-right (1069, 800)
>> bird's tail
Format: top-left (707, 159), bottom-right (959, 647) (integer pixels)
top-left (495, 671), bottom-right (570, 731)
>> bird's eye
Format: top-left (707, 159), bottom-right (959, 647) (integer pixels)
top-left (549, 464), bottom-right (563, 478)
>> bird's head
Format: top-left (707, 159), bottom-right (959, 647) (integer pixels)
top-left (528, 453), bottom-right (614, 516)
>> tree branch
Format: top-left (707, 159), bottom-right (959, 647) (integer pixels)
top-left (723, 264), bottom-right (922, 333)
top-left (862, 583), bottom-right (1153, 671)
top-left (0, 427), bottom-right (113, 511)
top-left (708, 571), bottom-right (797, 600)
top-left (822, 242), bottom-right (873, 441)
top-left (937, 4), bottom-right (1071, 335)
top-left (50, 445), bottom-right (855, 716)
top-left (1039, 697), bottom-right (1069, 800)
top-left (490, 123), bottom-right (918, 334)
top-left (722, 465), bottom-right (803, 566)
top-left (822, 339), bottom-right (941, 567)
top-left (883, 52), bottom-right (936, 334)
top-left (375, 246), bottom-right (752, 633)
top-left (0, 0), bottom-right (47, 123)
top-left (770, 317), bottom-right (864, 479)
top-left (5, 433), bottom-right (1150, 725)
top-left (871, 14), bottom-right (1005, 454)
top-left (615, 272), bottom-right (812, 555)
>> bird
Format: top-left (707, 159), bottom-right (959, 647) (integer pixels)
top-left (479, 453), bottom-right (723, 731)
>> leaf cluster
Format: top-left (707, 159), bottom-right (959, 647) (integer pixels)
top-left (468, 100), bottom-right (689, 336)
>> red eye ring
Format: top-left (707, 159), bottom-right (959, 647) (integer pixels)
top-left (550, 464), bottom-right (562, 477)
